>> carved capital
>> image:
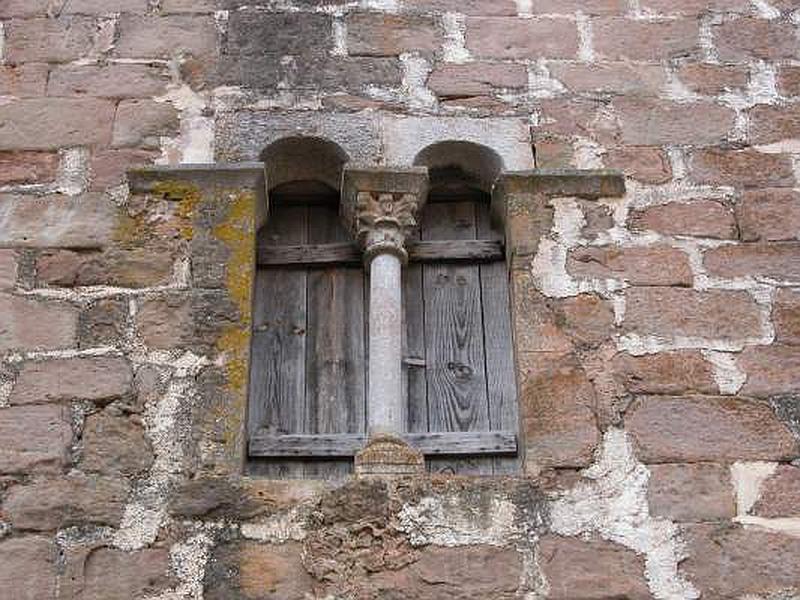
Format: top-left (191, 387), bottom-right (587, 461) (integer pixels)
top-left (354, 433), bottom-right (424, 477)
top-left (341, 166), bottom-right (429, 264)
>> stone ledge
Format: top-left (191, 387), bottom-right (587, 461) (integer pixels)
top-left (128, 162), bottom-right (266, 193)
top-left (495, 168), bottom-right (626, 199)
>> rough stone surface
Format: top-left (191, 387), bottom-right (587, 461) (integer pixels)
top-left (611, 351), bottom-right (717, 395)
top-left (0, 250), bottom-right (17, 291)
top-left (48, 64), bottom-right (170, 99)
top-left (737, 188), bottom-right (800, 242)
top-left (0, 151), bottom-right (59, 186)
top-left (630, 200), bottom-right (737, 240)
top-left (690, 148), bottom-right (795, 188)
top-left (4, 473), bottom-right (129, 530)
top-left (10, 357), bottom-right (133, 405)
top-left (616, 98), bottom-right (734, 146)
top-left (738, 345), bottom-right (800, 397)
top-left (82, 547), bottom-right (175, 600)
top-left (626, 395), bottom-right (798, 462)
top-left (538, 535), bottom-right (650, 599)
top-left (593, 18), bottom-right (699, 61)
top-left (466, 17), bottom-right (579, 59)
top-left (115, 15), bottom-right (218, 59)
top-left (0, 404), bottom-right (72, 474)
top-left (0, 99), bottom-right (115, 150)
top-left (774, 289), bottom-right (800, 346)
top-left (704, 243), bottom-right (800, 281)
top-left (677, 64), bottom-right (749, 95)
top-left (751, 465), bottom-right (800, 518)
top-left (112, 100), bottom-right (180, 149)
top-left (647, 463), bottom-right (735, 521)
top-left (714, 18), bottom-right (800, 61)
top-left (0, 537), bottom-right (57, 600)
top-left (428, 63), bottom-right (527, 98)
top-left (347, 13), bottom-right (439, 57)
top-left (568, 245), bottom-right (693, 286)
top-left (605, 146), bottom-right (672, 184)
top-left (81, 411), bottom-right (154, 476)
top-left (0, 295), bottom-right (78, 352)
top-left (4, 17), bottom-right (95, 63)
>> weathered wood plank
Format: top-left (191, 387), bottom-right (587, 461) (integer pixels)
top-left (248, 206), bottom-right (308, 478)
top-left (304, 205), bottom-right (364, 478)
top-left (477, 204), bottom-right (520, 474)
top-left (249, 431), bottom-right (518, 457)
top-left (258, 240), bottom-right (504, 267)
top-left (421, 201), bottom-right (492, 475)
top-left (404, 223), bottom-right (428, 434)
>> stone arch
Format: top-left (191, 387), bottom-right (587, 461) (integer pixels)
top-left (261, 136), bottom-right (350, 194)
top-left (413, 141), bottom-right (505, 196)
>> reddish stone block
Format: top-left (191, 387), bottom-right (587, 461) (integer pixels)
top-left (89, 148), bottom-right (159, 191)
top-left (528, 0), bottom-right (628, 13)
top-left (0, 404), bottom-right (72, 474)
top-left (534, 138), bottom-right (574, 169)
top-left (626, 395), bottom-right (798, 462)
top-left (737, 188), bottom-right (800, 242)
top-left (623, 287), bottom-right (762, 342)
top-left (677, 63), bottom-right (748, 95)
top-left (0, 537), bottom-right (57, 600)
top-left (115, 15), bottom-right (218, 59)
top-left (648, 463), bottom-right (735, 521)
top-left (616, 98), bottom-right (734, 146)
top-left (346, 13), bottom-right (439, 56)
top-left (594, 18), bottom-right (700, 61)
top-left (511, 275), bottom-right (573, 353)
top-left (0, 295), bottom-right (78, 352)
top-left (774, 289), bottom-right (800, 346)
top-left (4, 473), bottom-right (129, 530)
top-left (537, 96), bottom-right (612, 139)
top-left (682, 524), bottom-right (800, 597)
top-left (48, 64), bottom-right (170, 99)
top-left (714, 18), bottom-right (800, 61)
top-left (568, 245), bottom-right (693, 286)
top-left (690, 148), bottom-right (795, 188)
top-left (62, 0), bottom-right (149, 12)
top-left (112, 99), bottom-right (179, 149)
top-left (550, 62), bottom-right (665, 96)
top-left (0, 64), bottom-right (49, 97)
top-left (0, 151), bottom-right (59, 186)
top-left (538, 536), bottom-right (650, 599)
top-left (640, 0), bottom-right (748, 13)
top-left (630, 200), bottom-right (736, 239)
top-left (428, 63), bottom-right (527, 98)
top-left (0, 0), bottom-right (60, 17)
top-left (611, 351), bottom-right (717, 395)
top-left (777, 65), bottom-right (800, 97)
top-left (5, 17), bottom-right (95, 63)
top-left (9, 357), bottom-right (133, 405)
top-left (605, 146), bottom-right (672, 184)
top-left (752, 465), bottom-right (800, 518)
top-left (0, 250), bottom-right (16, 291)
top-left (704, 243), bottom-right (800, 281)
top-left (519, 352), bottom-right (599, 469)
top-left (81, 411), bottom-right (153, 476)
top-left (750, 103), bottom-right (800, 145)
top-left (82, 548), bottom-right (175, 600)
top-left (135, 294), bottom-right (194, 349)
top-left (408, 0), bottom-right (518, 15)
top-left (553, 294), bottom-right (616, 347)
top-left (465, 17), bottom-right (579, 60)
top-left (738, 345), bottom-right (800, 397)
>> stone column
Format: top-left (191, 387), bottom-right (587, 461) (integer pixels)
top-left (341, 166), bottom-right (428, 441)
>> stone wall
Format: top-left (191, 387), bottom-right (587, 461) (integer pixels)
top-left (1, 0), bottom-right (800, 598)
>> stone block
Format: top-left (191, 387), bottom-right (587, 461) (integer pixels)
top-left (10, 357), bottom-right (133, 405)
top-left (647, 463), bottom-right (735, 521)
top-left (737, 188), bottom-right (800, 242)
top-left (510, 275), bottom-right (572, 353)
top-left (777, 66), bottom-right (800, 97)
top-left (738, 345), bottom-right (800, 397)
top-left (568, 244), bottom-right (693, 286)
top-left (704, 243), bottom-right (800, 281)
top-left (519, 352), bottom-right (600, 469)
top-left (115, 15), bottom-right (218, 59)
top-left (89, 148), bottom-right (159, 191)
top-left (690, 148), bottom-right (795, 188)
top-left (751, 465), bottom-right (800, 518)
top-left (62, 0), bottom-right (149, 12)
top-left (640, 0), bottom-right (748, 13)
top-left (774, 289), bottom-right (800, 346)
top-left (0, 99), bottom-right (115, 150)
top-left (0, 404), bottom-right (72, 474)
top-left (528, 0), bottom-right (628, 13)
top-left (0, 193), bottom-right (115, 248)
top-left (0, 151), bottom-right (59, 186)
top-left (79, 297), bottom-right (128, 348)
top-left (0, 250), bottom-right (17, 290)
top-left (714, 18), bottom-right (800, 61)
top-left (0, 0), bottom-right (61, 17)
top-left (604, 146), bottom-right (672, 184)
top-left (682, 524), bottom-right (800, 597)
top-left (82, 547), bottom-right (175, 600)
top-left (626, 395), bottom-right (798, 462)
top-left (412, 0), bottom-right (518, 14)
top-left (135, 293), bottom-right (194, 349)
top-left (466, 17), bottom-right (578, 59)
top-left (0, 295), bottom-right (78, 352)
top-left (0, 537), bottom-right (57, 600)
top-left (161, 0), bottom-right (217, 12)
top-left (225, 10), bottom-right (331, 57)
top-left (750, 104), bottom-right (800, 146)
top-left (623, 287), bottom-right (762, 342)
top-left (112, 99), bottom-right (180, 149)
top-left (630, 200), bottom-right (736, 240)
top-left (81, 411), bottom-right (153, 476)
top-left (0, 64), bottom-right (49, 97)
top-left (594, 18), bottom-right (700, 61)
top-left (553, 294), bottom-right (616, 347)
top-left (5, 17), bottom-right (95, 63)
top-left (616, 98), bottom-right (734, 146)
top-left (611, 351), bottom-right (717, 395)
top-left (677, 63), bottom-right (748, 95)
top-left (428, 63), bottom-right (527, 98)
top-left (4, 473), bottom-right (129, 530)
top-left (551, 62), bottom-right (665, 96)
top-left (48, 64), bottom-right (170, 99)
top-left (346, 13), bottom-right (439, 57)
top-left (538, 536), bottom-right (650, 599)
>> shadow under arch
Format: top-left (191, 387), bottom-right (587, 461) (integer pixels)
top-left (260, 136), bottom-right (350, 195)
top-left (413, 141), bottom-right (505, 198)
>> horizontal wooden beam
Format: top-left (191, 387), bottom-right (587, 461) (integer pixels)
top-left (249, 431), bottom-right (517, 458)
top-left (257, 240), bottom-right (504, 267)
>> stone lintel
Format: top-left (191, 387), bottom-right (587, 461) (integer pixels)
top-left (494, 168), bottom-right (626, 200)
top-left (128, 162), bottom-right (267, 194)
top-left (341, 165), bottom-right (429, 263)
top-left (354, 433), bottom-right (425, 477)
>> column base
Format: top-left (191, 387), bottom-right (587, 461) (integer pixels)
top-left (354, 433), bottom-right (424, 477)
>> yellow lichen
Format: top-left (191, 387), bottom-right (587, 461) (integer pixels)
top-left (153, 180), bottom-right (202, 241)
